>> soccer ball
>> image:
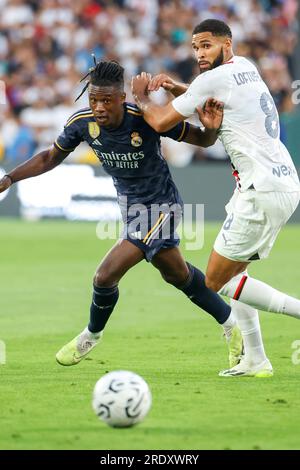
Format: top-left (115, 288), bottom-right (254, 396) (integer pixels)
top-left (92, 370), bottom-right (152, 428)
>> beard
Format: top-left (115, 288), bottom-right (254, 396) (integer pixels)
top-left (212, 48), bottom-right (224, 69)
top-left (199, 48), bottom-right (224, 74)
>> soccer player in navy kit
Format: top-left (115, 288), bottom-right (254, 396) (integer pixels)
top-left (0, 60), bottom-right (242, 369)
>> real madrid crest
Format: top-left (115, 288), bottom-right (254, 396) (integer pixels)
top-left (131, 132), bottom-right (143, 147)
top-left (88, 122), bottom-right (100, 139)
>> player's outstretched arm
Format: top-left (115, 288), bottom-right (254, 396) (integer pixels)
top-left (132, 73), bottom-right (185, 132)
top-left (0, 146), bottom-right (70, 193)
top-left (148, 74), bottom-right (188, 97)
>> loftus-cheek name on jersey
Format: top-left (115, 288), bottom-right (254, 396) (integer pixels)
top-left (233, 70), bottom-right (262, 86)
top-left (93, 148), bottom-right (145, 169)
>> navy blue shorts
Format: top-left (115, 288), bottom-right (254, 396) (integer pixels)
top-left (121, 203), bottom-right (183, 262)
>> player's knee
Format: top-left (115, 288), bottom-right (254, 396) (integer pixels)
top-left (161, 270), bottom-right (188, 287)
top-left (205, 276), bottom-right (223, 292)
top-left (94, 270), bottom-right (118, 288)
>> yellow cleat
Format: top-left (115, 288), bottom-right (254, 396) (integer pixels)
top-left (56, 330), bottom-right (102, 366)
top-left (226, 325), bottom-right (244, 368)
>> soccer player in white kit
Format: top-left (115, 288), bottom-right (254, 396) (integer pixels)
top-left (132, 19), bottom-right (300, 377)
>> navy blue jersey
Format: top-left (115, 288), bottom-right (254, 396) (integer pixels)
top-left (54, 103), bottom-right (189, 207)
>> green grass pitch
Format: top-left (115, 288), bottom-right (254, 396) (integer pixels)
top-left (0, 219), bottom-right (300, 450)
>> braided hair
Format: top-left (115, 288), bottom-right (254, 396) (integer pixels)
top-left (76, 56), bottom-right (124, 102)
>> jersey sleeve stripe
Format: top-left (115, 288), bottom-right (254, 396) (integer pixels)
top-left (54, 140), bottom-right (75, 152)
top-left (177, 121), bottom-right (187, 141)
top-left (126, 104), bottom-right (140, 111)
top-left (66, 109), bottom-right (92, 125)
top-left (66, 113), bottom-right (94, 127)
top-left (127, 109), bottom-right (143, 117)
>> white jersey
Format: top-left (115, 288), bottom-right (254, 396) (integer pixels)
top-left (172, 56), bottom-right (300, 192)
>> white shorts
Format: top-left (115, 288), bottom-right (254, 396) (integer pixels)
top-left (214, 189), bottom-right (300, 262)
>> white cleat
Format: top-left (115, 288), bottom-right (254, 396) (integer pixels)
top-left (219, 358), bottom-right (273, 378)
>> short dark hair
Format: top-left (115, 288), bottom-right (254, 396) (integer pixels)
top-left (76, 58), bottom-right (124, 101)
top-left (193, 19), bottom-right (232, 38)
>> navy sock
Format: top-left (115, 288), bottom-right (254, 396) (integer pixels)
top-left (179, 263), bottom-right (230, 324)
top-left (88, 285), bottom-right (119, 333)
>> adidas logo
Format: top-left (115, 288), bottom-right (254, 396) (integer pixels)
top-left (93, 138), bottom-right (102, 146)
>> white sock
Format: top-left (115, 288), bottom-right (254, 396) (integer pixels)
top-left (219, 273), bottom-right (300, 319)
top-left (222, 312), bottom-right (236, 338)
top-left (84, 327), bottom-right (102, 341)
top-left (230, 299), bottom-right (267, 365)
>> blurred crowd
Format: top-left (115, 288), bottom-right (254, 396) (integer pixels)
top-left (0, 0), bottom-right (299, 166)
